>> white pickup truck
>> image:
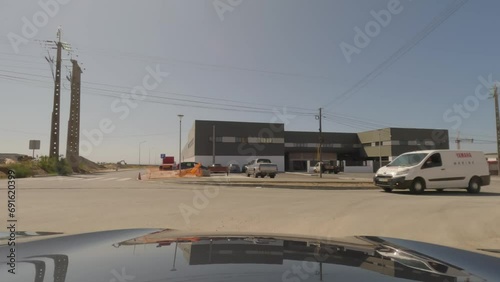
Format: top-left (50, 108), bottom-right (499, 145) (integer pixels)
top-left (246, 158), bottom-right (278, 178)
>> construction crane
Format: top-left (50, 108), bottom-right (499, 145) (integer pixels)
top-left (455, 131), bottom-right (473, 150)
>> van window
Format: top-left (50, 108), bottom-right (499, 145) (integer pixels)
top-left (387, 153), bottom-right (427, 167)
top-left (423, 153), bottom-right (442, 168)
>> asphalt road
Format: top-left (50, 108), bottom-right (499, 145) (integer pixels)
top-left (3, 169), bottom-right (500, 257)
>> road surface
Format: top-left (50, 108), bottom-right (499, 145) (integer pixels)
top-left (4, 169), bottom-right (500, 256)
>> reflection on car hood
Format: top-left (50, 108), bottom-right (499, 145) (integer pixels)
top-left (1, 229), bottom-right (499, 282)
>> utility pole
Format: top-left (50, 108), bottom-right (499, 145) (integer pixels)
top-left (177, 115), bottom-right (184, 175)
top-left (318, 108), bottom-right (323, 178)
top-left (139, 141), bottom-right (146, 166)
top-left (494, 84), bottom-right (500, 175)
top-left (49, 28), bottom-right (63, 159)
top-left (212, 125), bottom-right (216, 165)
top-left (378, 129), bottom-right (382, 168)
top-left (66, 59), bottom-right (82, 169)
top-left (42, 27), bottom-right (71, 159)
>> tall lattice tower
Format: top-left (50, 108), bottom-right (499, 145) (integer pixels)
top-left (66, 59), bottom-right (82, 168)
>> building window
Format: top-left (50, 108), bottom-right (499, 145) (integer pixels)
top-left (384, 140), bottom-right (400, 146)
top-left (235, 137), bottom-right (248, 143)
top-left (260, 137), bottom-right (273, 143)
top-left (222, 136), bottom-right (236, 143)
top-left (323, 143), bottom-right (342, 148)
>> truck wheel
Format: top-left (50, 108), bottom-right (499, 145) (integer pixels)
top-left (246, 172), bottom-right (250, 177)
top-left (383, 188), bottom-right (392, 193)
top-left (260, 174), bottom-right (265, 178)
top-left (467, 177), bottom-right (481, 194)
top-left (410, 178), bottom-right (425, 194)
top-left (270, 174), bottom-right (276, 178)
top-left (254, 172), bottom-right (258, 178)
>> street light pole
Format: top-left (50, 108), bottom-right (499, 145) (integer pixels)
top-left (178, 114), bottom-right (184, 175)
top-left (378, 130), bottom-right (382, 169)
top-left (139, 141), bottom-right (146, 166)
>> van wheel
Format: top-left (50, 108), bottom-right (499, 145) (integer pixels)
top-left (467, 177), bottom-right (481, 194)
top-left (270, 174), bottom-right (276, 178)
top-left (383, 188), bottom-right (393, 193)
top-left (410, 179), bottom-right (425, 194)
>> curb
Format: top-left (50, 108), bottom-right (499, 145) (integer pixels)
top-left (157, 181), bottom-right (378, 190)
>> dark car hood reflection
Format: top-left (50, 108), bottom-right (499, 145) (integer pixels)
top-left (1, 229), bottom-right (498, 282)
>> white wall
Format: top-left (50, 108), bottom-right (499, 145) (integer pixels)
top-left (343, 166), bottom-right (373, 173)
top-left (194, 155), bottom-right (285, 172)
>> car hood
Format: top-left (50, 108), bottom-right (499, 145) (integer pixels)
top-left (376, 165), bottom-right (414, 176)
top-left (1, 229), bottom-right (499, 282)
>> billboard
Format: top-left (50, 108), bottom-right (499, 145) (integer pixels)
top-left (29, 140), bottom-right (41, 150)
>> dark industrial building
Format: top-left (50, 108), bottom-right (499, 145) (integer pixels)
top-left (182, 120), bottom-right (449, 172)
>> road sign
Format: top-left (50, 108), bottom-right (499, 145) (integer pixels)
top-left (160, 154), bottom-right (166, 159)
top-left (29, 140), bottom-right (41, 150)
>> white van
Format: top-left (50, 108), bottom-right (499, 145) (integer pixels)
top-left (374, 150), bottom-right (490, 194)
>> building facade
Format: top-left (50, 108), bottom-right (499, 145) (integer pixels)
top-left (182, 120), bottom-right (449, 172)
top-left (183, 120), bottom-right (286, 170)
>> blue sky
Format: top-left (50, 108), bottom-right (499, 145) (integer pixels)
top-left (1, 0), bottom-right (499, 163)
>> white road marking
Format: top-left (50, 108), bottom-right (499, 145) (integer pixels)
top-left (83, 177), bottom-right (104, 181)
top-left (101, 177), bottom-right (118, 181)
top-left (61, 177), bottom-right (82, 181)
top-left (116, 178), bottom-right (132, 181)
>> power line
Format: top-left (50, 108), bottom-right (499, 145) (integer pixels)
top-left (81, 81), bottom-right (314, 113)
top-left (74, 47), bottom-right (331, 81)
top-left (322, 0), bottom-right (470, 109)
top-left (0, 69), bottom-right (316, 115)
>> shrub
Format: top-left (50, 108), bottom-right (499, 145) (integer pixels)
top-left (39, 156), bottom-right (57, 174)
top-left (7, 162), bottom-right (33, 178)
top-left (56, 158), bottom-right (73, 176)
top-left (38, 156), bottom-right (73, 175)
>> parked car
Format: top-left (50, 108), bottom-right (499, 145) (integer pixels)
top-left (176, 162), bottom-right (199, 170)
top-left (208, 163), bottom-right (229, 175)
top-left (374, 150), bottom-right (490, 194)
top-left (313, 161), bottom-right (341, 174)
top-left (228, 163), bottom-right (241, 173)
top-left (246, 158), bottom-right (278, 178)
top-left (242, 162), bottom-right (251, 173)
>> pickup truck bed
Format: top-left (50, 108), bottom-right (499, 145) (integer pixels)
top-left (246, 161), bottom-right (278, 178)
